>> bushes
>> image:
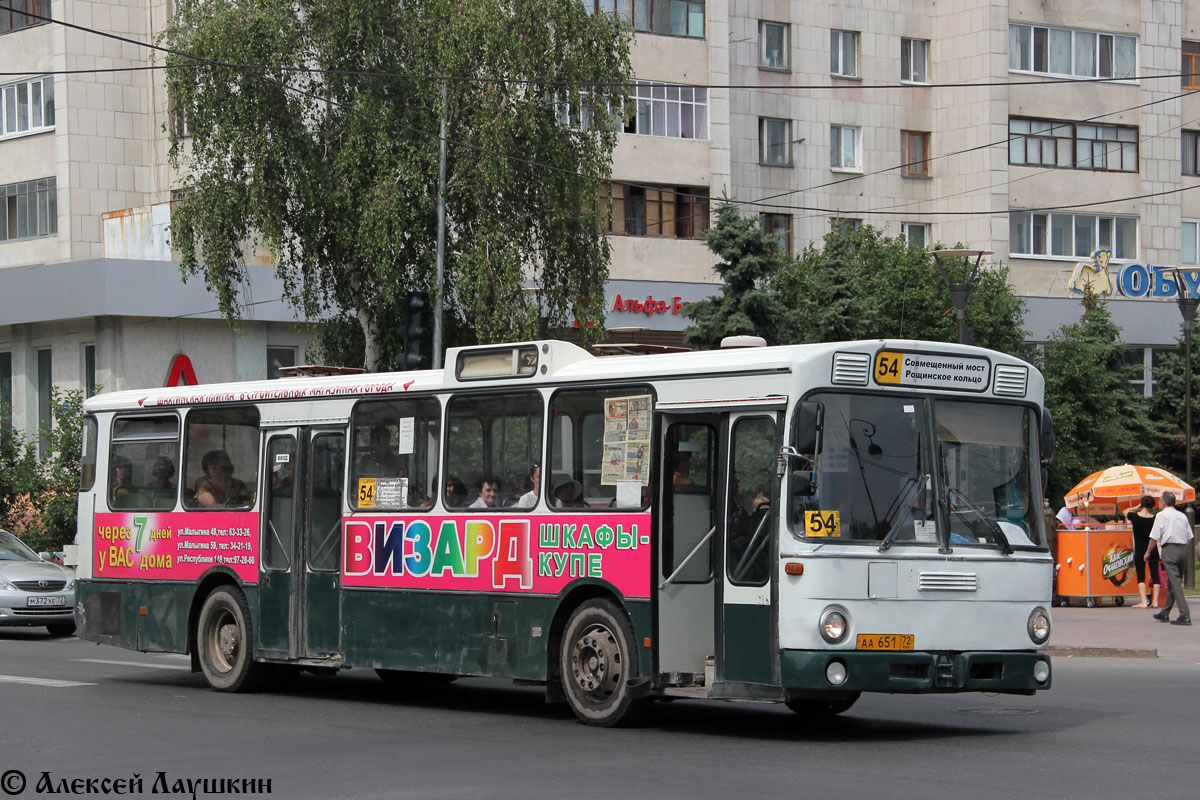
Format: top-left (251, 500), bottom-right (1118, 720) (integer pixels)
top-left (0, 388), bottom-right (84, 553)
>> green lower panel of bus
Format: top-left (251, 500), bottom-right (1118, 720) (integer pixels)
top-left (780, 649), bottom-right (1051, 694)
top-left (341, 589), bottom-right (652, 681)
top-left (76, 580), bottom-right (203, 654)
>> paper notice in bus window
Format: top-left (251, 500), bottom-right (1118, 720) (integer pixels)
top-left (602, 443), bottom-right (625, 484)
top-left (397, 417), bottom-right (415, 455)
top-left (376, 477), bottom-right (408, 508)
top-left (913, 520), bottom-right (937, 543)
top-left (823, 450), bottom-right (850, 473)
top-left (616, 480), bottom-right (642, 507)
top-left (624, 442), bottom-right (648, 483)
top-left (626, 396), bottom-right (651, 443)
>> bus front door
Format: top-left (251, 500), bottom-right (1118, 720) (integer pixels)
top-left (657, 416), bottom-right (718, 684)
top-left (258, 428), bottom-right (345, 661)
top-left (720, 412), bottom-right (779, 687)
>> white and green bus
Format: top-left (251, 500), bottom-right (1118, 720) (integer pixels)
top-left (74, 337), bottom-right (1054, 725)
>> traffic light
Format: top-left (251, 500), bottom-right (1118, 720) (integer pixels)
top-left (398, 291), bottom-right (428, 371)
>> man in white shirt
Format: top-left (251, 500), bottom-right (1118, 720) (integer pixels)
top-left (1146, 492), bottom-right (1193, 625)
top-left (468, 475), bottom-right (501, 509)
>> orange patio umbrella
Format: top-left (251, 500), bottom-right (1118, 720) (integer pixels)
top-left (1063, 464), bottom-right (1196, 515)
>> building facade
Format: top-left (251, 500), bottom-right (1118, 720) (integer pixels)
top-left (2, 0), bottom-right (1195, 441)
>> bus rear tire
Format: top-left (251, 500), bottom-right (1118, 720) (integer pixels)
top-left (560, 599), bottom-right (648, 727)
top-left (784, 693), bottom-right (860, 717)
top-left (196, 586), bottom-right (268, 692)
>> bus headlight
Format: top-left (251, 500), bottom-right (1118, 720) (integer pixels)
top-left (1027, 607), bottom-right (1051, 645)
top-left (819, 607), bottom-right (849, 644)
top-left (1033, 659), bottom-right (1051, 684)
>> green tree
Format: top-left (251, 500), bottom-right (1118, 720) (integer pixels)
top-left (682, 202), bottom-right (795, 348)
top-left (0, 389), bottom-right (85, 553)
top-left (165, 0), bottom-right (632, 370)
top-left (773, 225), bottom-right (1026, 354)
top-left (1149, 323), bottom-right (1200, 476)
top-left (1038, 297), bottom-right (1157, 503)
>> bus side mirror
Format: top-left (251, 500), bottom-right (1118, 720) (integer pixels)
top-left (794, 401), bottom-right (824, 455)
top-left (1040, 407), bottom-right (1055, 464)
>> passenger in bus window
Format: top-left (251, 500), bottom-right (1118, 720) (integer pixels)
top-left (673, 453), bottom-right (695, 486)
top-left (195, 450), bottom-right (249, 508)
top-left (514, 463), bottom-right (540, 508)
top-left (551, 473), bottom-right (585, 508)
top-left (110, 456), bottom-right (134, 501)
top-left (147, 457), bottom-right (177, 507)
top-left (445, 476), bottom-right (467, 508)
top-left (468, 475), bottom-right (501, 509)
top-left (358, 424), bottom-right (402, 476)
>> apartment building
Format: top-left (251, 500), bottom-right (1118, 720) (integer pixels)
top-left (3, 0), bottom-right (1197, 443)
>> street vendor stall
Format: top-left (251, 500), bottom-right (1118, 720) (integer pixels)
top-left (1054, 465), bottom-right (1194, 607)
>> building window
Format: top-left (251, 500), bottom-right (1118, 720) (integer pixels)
top-left (832, 218), bottom-right (861, 235)
top-left (83, 344), bottom-right (96, 398)
top-left (37, 347), bottom-right (50, 454)
top-left (760, 118), bottom-right (791, 166)
top-left (1009, 118), bottom-right (1137, 172)
top-left (168, 89), bottom-right (191, 139)
top-left (902, 222), bottom-right (929, 250)
top-left (267, 346), bottom-right (296, 379)
top-left (830, 125), bottom-right (860, 170)
top-left (760, 213), bottom-right (792, 254)
top-left (901, 38), bottom-right (928, 83)
top-left (624, 81), bottom-right (708, 140)
top-left (1, 76), bottom-right (53, 138)
top-left (0, 351), bottom-right (11, 435)
top-left (1, 177), bottom-right (57, 242)
top-left (1183, 219), bottom-right (1200, 265)
top-left (585, 0), bottom-right (704, 38)
top-left (901, 131), bottom-right (930, 176)
top-left (830, 30), bottom-right (859, 77)
top-left (1009, 210), bottom-right (1137, 260)
top-left (1184, 41), bottom-right (1200, 90)
top-left (759, 21), bottom-right (788, 70)
top-left (1184, 130), bottom-right (1200, 177)
top-left (602, 183), bottom-right (709, 238)
top-left (1, 0), bottom-right (49, 35)
top-left (1008, 23), bottom-right (1136, 80)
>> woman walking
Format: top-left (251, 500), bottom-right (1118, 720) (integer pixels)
top-left (1126, 495), bottom-right (1160, 608)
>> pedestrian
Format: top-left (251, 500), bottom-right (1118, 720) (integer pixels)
top-left (1145, 491), bottom-right (1193, 625)
top-left (1126, 495), bottom-right (1160, 608)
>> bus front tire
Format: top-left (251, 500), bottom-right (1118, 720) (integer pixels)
top-left (560, 599), bottom-right (648, 727)
top-left (784, 693), bottom-right (860, 717)
top-left (196, 586), bottom-right (268, 692)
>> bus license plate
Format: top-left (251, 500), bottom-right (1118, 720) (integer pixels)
top-left (856, 633), bottom-right (914, 651)
top-left (28, 596), bottom-right (65, 607)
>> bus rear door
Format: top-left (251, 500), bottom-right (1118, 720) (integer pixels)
top-left (258, 427), bottom-right (345, 661)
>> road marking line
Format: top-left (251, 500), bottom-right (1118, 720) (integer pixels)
top-left (0, 674), bottom-right (95, 687)
top-left (74, 658), bottom-right (191, 671)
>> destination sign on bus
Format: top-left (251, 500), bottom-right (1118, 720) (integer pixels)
top-left (873, 350), bottom-right (990, 392)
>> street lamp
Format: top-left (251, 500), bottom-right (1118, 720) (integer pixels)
top-left (1172, 268), bottom-right (1199, 589)
top-left (931, 249), bottom-right (993, 345)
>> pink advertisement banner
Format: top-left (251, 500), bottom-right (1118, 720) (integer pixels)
top-left (343, 513), bottom-right (652, 598)
top-left (94, 512), bottom-right (260, 583)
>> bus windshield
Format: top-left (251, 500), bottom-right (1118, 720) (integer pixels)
top-left (790, 393), bottom-right (1044, 549)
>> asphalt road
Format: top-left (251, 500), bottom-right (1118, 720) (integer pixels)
top-left (1, 630), bottom-right (1196, 800)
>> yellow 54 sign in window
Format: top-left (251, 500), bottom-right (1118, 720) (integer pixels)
top-left (357, 478), bottom-right (376, 509)
top-left (874, 351), bottom-right (902, 384)
top-left (804, 510), bottom-right (841, 538)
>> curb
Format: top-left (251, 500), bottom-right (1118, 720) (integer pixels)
top-left (1047, 645), bottom-right (1158, 659)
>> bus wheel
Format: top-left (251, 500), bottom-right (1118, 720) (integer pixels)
top-left (784, 693), bottom-right (860, 717)
top-left (560, 600), bottom-right (647, 727)
top-left (196, 587), bottom-right (267, 692)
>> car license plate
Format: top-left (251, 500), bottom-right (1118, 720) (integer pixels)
top-left (856, 633), bottom-right (914, 651)
top-left (28, 596), bottom-right (66, 607)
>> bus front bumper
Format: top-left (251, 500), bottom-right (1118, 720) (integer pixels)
top-left (780, 649), bottom-right (1052, 695)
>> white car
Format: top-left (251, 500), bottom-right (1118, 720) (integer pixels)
top-left (0, 529), bottom-right (76, 637)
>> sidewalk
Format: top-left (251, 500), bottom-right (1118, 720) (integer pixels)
top-left (1049, 599), bottom-right (1200, 660)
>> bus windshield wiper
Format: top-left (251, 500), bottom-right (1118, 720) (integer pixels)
top-left (945, 486), bottom-right (1012, 555)
top-left (877, 476), bottom-right (919, 552)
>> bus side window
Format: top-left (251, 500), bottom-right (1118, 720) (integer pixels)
top-left (107, 415), bottom-right (180, 512)
top-left (350, 397), bottom-right (440, 511)
top-left (182, 407), bottom-right (260, 510)
top-left (550, 386), bottom-right (653, 511)
top-left (444, 392), bottom-right (542, 511)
